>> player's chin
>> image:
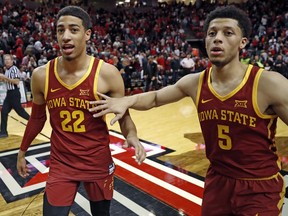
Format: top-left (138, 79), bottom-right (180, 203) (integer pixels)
top-left (60, 50), bottom-right (75, 61)
top-left (210, 58), bottom-right (227, 67)
top-left (62, 55), bottom-right (74, 61)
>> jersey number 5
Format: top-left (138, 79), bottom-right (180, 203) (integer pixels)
top-left (60, 110), bottom-right (86, 132)
top-left (217, 125), bottom-right (232, 150)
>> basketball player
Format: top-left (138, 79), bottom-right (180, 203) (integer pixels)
top-left (17, 6), bottom-right (146, 216)
top-left (90, 5), bottom-right (288, 215)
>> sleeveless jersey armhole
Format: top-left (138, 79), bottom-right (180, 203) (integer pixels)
top-left (93, 59), bottom-right (104, 100)
top-left (252, 68), bottom-right (277, 119)
top-left (44, 61), bottom-right (51, 100)
top-left (195, 70), bottom-right (206, 108)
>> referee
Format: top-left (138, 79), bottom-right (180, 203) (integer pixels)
top-left (0, 54), bottom-right (30, 138)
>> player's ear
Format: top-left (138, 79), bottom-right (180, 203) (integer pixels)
top-left (85, 29), bottom-right (91, 42)
top-left (239, 37), bottom-right (248, 50)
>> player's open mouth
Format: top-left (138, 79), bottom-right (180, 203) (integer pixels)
top-left (211, 47), bottom-right (223, 55)
top-left (62, 44), bottom-right (74, 54)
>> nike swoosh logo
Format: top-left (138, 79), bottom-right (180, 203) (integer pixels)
top-left (50, 88), bottom-right (61, 92)
top-left (201, 98), bottom-right (213, 104)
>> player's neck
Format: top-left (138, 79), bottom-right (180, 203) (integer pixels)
top-left (211, 61), bottom-right (247, 84)
top-left (59, 54), bottom-right (91, 73)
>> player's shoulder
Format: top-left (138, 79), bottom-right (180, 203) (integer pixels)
top-left (100, 60), bottom-right (118, 70)
top-left (178, 70), bottom-right (202, 85)
top-left (257, 69), bottom-right (288, 97)
top-left (99, 60), bottom-right (120, 77)
top-left (259, 69), bottom-right (287, 83)
top-left (175, 71), bottom-right (202, 98)
top-left (31, 62), bottom-right (49, 79)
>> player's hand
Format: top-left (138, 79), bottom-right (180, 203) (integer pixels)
top-left (17, 150), bottom-right (30, 178)
top-left (89, 92), bottom-right (130, 125)
top-left (124, 136), bottom-right (146, 165)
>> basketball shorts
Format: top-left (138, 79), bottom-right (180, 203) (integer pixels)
top-left (201, 168), bottom-right (285, 216)
top-left (45, 174), bottom-right (114, 206)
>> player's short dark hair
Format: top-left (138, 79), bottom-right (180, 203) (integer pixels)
top-left (203, 5), bottom-right (252, 38)
top-left (56, 6), bottom-right (92, 30)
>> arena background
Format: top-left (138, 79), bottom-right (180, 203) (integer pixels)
top-left (0, 0), bottom-right (288, 215)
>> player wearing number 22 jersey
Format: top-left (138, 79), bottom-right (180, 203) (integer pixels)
top-left (45, 57), bottom-right (114, 181)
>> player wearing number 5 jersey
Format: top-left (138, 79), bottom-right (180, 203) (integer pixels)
top-left (90, 5), bottom-right (288, 216)
top-left (197, 65), bottom-right (284, 215)
top-left (197, 65), bottom-right (279, 179)
top-left (16, 6), bottom-right (146, 216)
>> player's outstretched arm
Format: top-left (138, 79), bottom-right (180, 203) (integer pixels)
top-left (90, 92), bottom-right (145, 125)
top-left (92, 83), bottom-right (188, 123)
top-left (90, 71), bottom-right (200, 127)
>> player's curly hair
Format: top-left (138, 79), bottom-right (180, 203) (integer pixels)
top-left (56, 5), bottom-right (92, 30)
top-left (203, 5), bottom-right (252, 38)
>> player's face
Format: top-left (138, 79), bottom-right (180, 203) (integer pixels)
top-left (205, 18), bottom-right (247, 67)
top-left (56, 15), bottom-right (91, 61)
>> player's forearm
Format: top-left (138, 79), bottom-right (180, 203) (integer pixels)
top-left (128, 91), bottom-right (157, 110)
top-left (119, 114), bottom-right (138, 139)
top-left (20, 118), bottom-right (46, 151)
top-left (20, 103), bottom-right (47, 151)
top-left (17, 150), bottom-right (26, 158)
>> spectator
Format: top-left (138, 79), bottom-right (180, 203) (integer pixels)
top-left (170, 54), bottom-right (181, 83)
top-left (37, 53), bottom-right (48, 66)
top-left (0, 50), bottom-right (4, 70)
top-left (180, 53), bottom-right (195, 75)
top-left (19, 64), bottom-right (31, 92)
top-left (144, 55), bottom-right (158, 92)
top-left (27, 55), bottom-right (37, 70)
top-left (273, 54), bottom-right (288, 78)
top-left (15, 44), bottom-right (24, 66)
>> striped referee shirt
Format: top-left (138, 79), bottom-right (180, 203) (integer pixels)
top-left (4, 65), bottom-right (20, 90)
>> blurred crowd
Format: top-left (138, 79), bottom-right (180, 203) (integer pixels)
top-left (0, 0), bottom-right (287, 95)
